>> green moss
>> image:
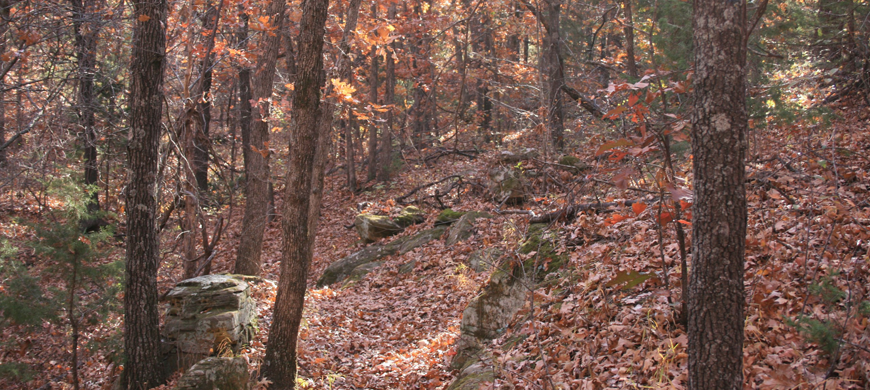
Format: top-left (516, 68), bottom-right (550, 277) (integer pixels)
top-left (519, 224), bottom-right (567, 282)
top-left (558, 155), bottom-right (580, 166)
top-left (394, 206), bottom-right (425, 228)
top-left (436, 209), bottom-right (467, 226)
top-left (447, 367), bottom-right (495, 390)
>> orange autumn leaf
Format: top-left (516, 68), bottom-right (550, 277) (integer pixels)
top-left (137, 14), bottom-right (151, 22)
top-left (632, 202), bottom-right (647, 215)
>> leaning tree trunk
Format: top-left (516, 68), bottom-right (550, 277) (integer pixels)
top-left (124, 0), bottom-right (167, 387)
top-left (687, 0), bottom-right (747, 387)
top-left (234, 0), bottom-right (285, 276)
top-left (260, 0), bottom-right (329, 386)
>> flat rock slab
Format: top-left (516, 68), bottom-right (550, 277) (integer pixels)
top-left (162, 275), bottom-right (257, 372)
top-left (316, 226), bottom-right (446, 287)
top-left (445, 212), bottom-right (492, 246)
top-left (175, 357), bottom-right (249, 390)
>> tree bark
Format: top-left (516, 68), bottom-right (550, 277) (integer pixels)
top-left (521, 0), bottom-right (565, 150)
top-left (622, 0), bottom-right (638, 78)
top-left (339, 0), bottom-right (362, 192)
top-left (260, 0), bottom-right (329, 386)
top-left (234, 0), bottom-right (286, 276)
top-left (193, 1), bottom-right (221, 193)
top-left (124, 0), bottom-right (167, 386)
top-left (378, 3), bottom-right (397, 181)
top-left (688, 0), bottom-right (747, 387)
top-left (367, 2), bottom-right (379, 182)
top-left (72, 0), bottom-right (101, 211)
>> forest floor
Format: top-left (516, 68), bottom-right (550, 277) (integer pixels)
top-left (2, 100), bottom-right (870, 389)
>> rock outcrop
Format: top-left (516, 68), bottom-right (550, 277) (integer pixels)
top-left (354, 206), bottom-right (426, 242)
top-left (445, 212), bottom-right (493, 246)
top-left (175, 357), bottom-right (249, 390)
top-left (449, 223), bottom-right (567, 388)
top-left (316, 226), bottom-right (447, 287)
top-left (161, 275), bottom-right (257, 374)
top-left (488, 166), bottom-right (526, 204)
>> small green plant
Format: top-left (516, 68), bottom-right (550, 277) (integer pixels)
top-left (0, 178), bottom-right (123, 387)
top-left (788, 274), bottom-right (869, 357)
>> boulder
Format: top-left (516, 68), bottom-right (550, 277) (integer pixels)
top-left (557, 155), bottom-right (590, 174)
top-left (354, 214), bottom-right (403, 243)
top-left (488, 166), bottom-right (526, 204)
top-left (467, 248), bottom-right (502, 272)
top-left (393, 206), bottom-right (426, 228)
top-left (316, 226), bottom-right (447, 287)
top-left (162, 275), bottom-right (257, 373)
top-left (497, 148), bottom-right (538, 164)
top-left (435, 209), bottom-right (466, 226)
top-left (445, 212), bottom-right (492, 246)
top-left (447, 358), bottom-right (495, 390)
top-left (175, 357), bottom-right (249, 390)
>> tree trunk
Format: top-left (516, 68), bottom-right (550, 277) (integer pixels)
top-left (688, 0), bottom-right (747, 387)
top-left (339, 0), bottom-right (362, 192)
top-left (378, 3), bottom-right (397, 182)
top-left (234, 0), bottom-right (285, 276)
top-left (622, 0), bottom-right (638, 78)
top-left (124, 0), bottom-right (167, 386)
top-left (193, 1), bottom-right (221, 193)
top-left (542, 0), bottom-right (565, 150)
top-left (367, 3), bottom-right (379, 182)
top-left (72, 0), bottom-right (101, 211)
top-left (260, 0), bottom-right (329, 386)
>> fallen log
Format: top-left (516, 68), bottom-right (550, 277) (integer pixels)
top-left (561, 84), bottom-right (606, 119)
top-left (423, 147), bottom-right (479, 163)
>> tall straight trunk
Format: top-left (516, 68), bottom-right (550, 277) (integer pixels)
top-left (261, 0), bottom-right (329, 386)
top-left (378, 3), bottom-right (397, 181)
top-left (72, 0), bottom-right (100, 210)
top-left (339, 0), bottom-right (362, 192)
top-left (688, 0), bottom-right (747, 387)
top-left (124, 0), bottom-right (167, 386)
top-left (542, 0), bottom-right (565, 150)
top-left (367, 4), bottom-right (379, 182)
top-left (193, 1), bottom-right (221, 193)
top-left (622, 0), bottom-right (638, 78)
top-left (0, 2), bottom-right (11, 165)
top-left (234, 0), bottom-right (286, 276)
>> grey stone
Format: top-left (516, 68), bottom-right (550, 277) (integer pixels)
top-left (445, 212), bottom-right (492, 246)
top-left (175, 357), bottom-right (249, 390)
top-left (354, 214), bottom-right (403, 242)
top-left (162, 275), bottom-right (257, 373)
top-left (467, 248), bottom-right (502, 272)
top-left (488, 166), bottom-right (526, 204)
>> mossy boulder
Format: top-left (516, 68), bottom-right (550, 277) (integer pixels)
top-left (354, 214), bottom-right (403, 242)
top-left (393, 206), bottom-right (426, 228)
top-left (447, 359), bottom-right (495, 390)
top-left (519, 223), bottom-right (568, 282)
top-left (316, 227), bottom-right (447, 287)
top-left (467, 248), bottom-right (502, 272)
top-left (175, 357), bottom-right (249, 390)
top-left (497, 148), bottom-right (538, 164)
top-left (557, 155), bottom-right (590, 174)
top-left (445, 212), bottom-right (493, 246)
top-left (435, 209), bottom-right (467, 226)
top-left (488, 166), bottom-right (526, 204)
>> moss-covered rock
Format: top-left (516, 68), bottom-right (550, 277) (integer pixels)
top-left (445, 212), bottom-right (493, 246)
top-left (467, 248), bottom-right (502, 272)
top-left (519, 223), bottom-right (568, 282)
top-left (316, 227), bottom-right (447, 287)
top-left (175, 357), bottom-right (249, 390)
top-left (446, 360), bottom-right (495, 390)
top-left (557, 155), bottom-right (590, 174)
top-left (497, 148), bottom-right (538, 164)
top-left (435, 209), bottom-right (467, 226)
top-left (393, 206), bottom-right (426, 228)
top-left (488, 166), bottom-right (526, 204)
top-left (354, 214), bottom-right (404, 242)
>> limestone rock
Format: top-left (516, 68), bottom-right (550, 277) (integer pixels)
top-left (393, 206), bottom-right (425, 228)
top-left (435, 209), bottom-right (466, 226)
top-left (497, 148), bottom-right (538, 164)
top-left (175, 357), bottom-right (249, 390)
top-left (354, 214), bottom-right (403, 242)
top-left (162, 275), bottom-right (257, 373)
top-left (488, 166), bottom-right (526, 204)
top-left (316, 226), bottom-right (446, 287)
top-left (445, 212), bottom-right (492, 246)
top-left (467, 248), bottom-right (502, 272)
